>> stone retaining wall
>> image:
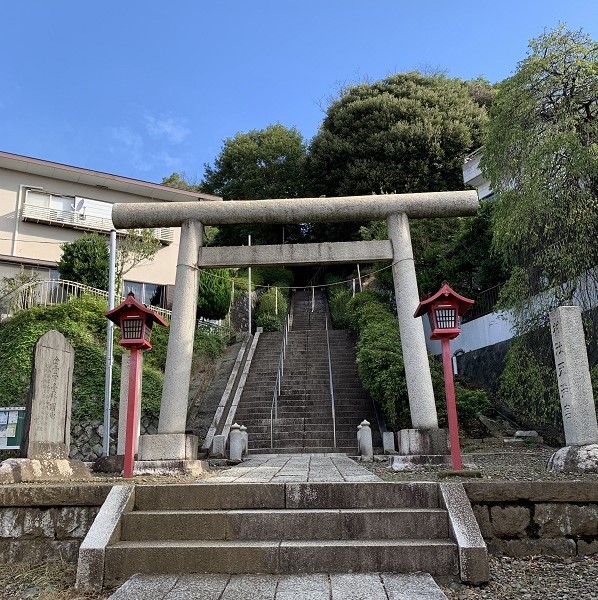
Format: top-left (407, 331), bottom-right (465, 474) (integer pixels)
top-left (0, 485), bottom-right (112, 564)
top-left (465, 482), bottom-right (598, 557)
top-left (69, 416), bottom-right (159, 461)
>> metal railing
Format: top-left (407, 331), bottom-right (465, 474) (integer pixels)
top-left (0, 279), bottom-right (172, 322)
top-left (270, 312), bottom-right (291, 448)
top-left (462, 284), bottom-right (502, 323)
top-left (325, 315), bottom-right (337, 448)
top-left (21, 204), bottom-right (174, 244)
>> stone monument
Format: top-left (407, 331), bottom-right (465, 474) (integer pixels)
top-left (0, 330), bottom-right (90, 482)
top-left (547, 307), bottom-right (598, 473)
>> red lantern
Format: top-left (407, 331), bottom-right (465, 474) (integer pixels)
top-left (414, 283), bottom-right (474, 470)
top-left (105, 293), bottom-right (168, 477)
top-left (105, 292), bottom-right (167, 351)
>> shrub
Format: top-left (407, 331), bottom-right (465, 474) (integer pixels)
top-left (197, 268), bottom-right (232, 320)
top-left (341, 290), bottom-right (490, 431)
top-left (256, 287), bottom-right (288, 331)
top-left (498, 335), bottom-right (560, 426)
top-left (0, 294), bottom-right (227, 422)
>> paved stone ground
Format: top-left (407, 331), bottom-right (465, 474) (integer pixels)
top-left (108, 572), bottom-right (448, 599)
top-left (206, 453), bottom-right (382, 483)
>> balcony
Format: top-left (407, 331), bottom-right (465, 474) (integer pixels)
top-left (21, 204), bottom-right (173, 244)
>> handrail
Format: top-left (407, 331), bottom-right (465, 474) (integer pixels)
top-left (270, 312), bottom-right (291, 448)
top-left (325, 315), bottom-right (337, 448)
top-left (0, 278), bottom-right (172, 321)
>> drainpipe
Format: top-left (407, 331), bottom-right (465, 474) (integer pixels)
top-left (12, 185), bottom-right (44, 255)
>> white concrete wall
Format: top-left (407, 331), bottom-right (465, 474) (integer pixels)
top-left (424, 310), bottom-right (516, 356)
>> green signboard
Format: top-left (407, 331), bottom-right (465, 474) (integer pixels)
top-left (0, 406), bottom-right (26, 451)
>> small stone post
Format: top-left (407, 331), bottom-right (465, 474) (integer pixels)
top-left (549, 307), bottom-right (598, 446)
top-left (229, 423), bottom-right (243, 462)
top-left (387, 212), bottom-right (439, 430)
top-left (357, 423), bottom-right (363, 454)
top-left (240, 424), bottom-right (248, 456)
top-left (359, 420), bottom-right (373, 460)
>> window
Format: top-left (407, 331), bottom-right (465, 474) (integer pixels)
top-left (123, 280), bottom-right (165, 308)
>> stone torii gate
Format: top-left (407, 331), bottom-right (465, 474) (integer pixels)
top-left (112, 190), bottom-right (478, 461)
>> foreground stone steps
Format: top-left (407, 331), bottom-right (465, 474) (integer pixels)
top-left (103, 482), bottom-right (458, 585)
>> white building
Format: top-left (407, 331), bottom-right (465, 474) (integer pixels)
top-left (0, 151), bottom-right (220, 306)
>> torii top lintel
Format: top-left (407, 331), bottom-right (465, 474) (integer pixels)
top-left (111, 190), bottom-right (478, 229)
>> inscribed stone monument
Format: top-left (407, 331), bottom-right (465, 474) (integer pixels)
top-left (549, 307), bottom-right (598, 446)
top-left (21, 330), bottom-right (75, 459)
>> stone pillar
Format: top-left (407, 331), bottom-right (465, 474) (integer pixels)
top-left (549, 306), bottom-right (598, 446)
top-left (229, 423), bottom-right (243, 462)
top-left (140, 220), bottom-right (203, 461)
top-left (387, 212), bottom-right (439, 430)
top-left (359, 420), bottom-right (373, 460)
top-left (240, 425), bottom-right (248, 456)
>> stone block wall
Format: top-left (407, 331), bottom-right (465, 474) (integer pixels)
top-left (0, 485), bottom-right (111, 564)
top-left (465, 482), bottom-right (598, 557)
top-left (69, 416), bottom-right (159, 461)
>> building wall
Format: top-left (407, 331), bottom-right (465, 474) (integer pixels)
top-left (0, 167), bottom-right (181, 287)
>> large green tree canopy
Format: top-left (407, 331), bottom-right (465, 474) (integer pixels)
top-left (202, 124), bottom-right (308, 246)
top-left (482, 26), bottom-right (598, 331)
top-left (306, 71), bottom-right (489, 244)
top-left (308, 72), bottom-right (489, 198)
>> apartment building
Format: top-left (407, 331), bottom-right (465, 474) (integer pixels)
top-left (0, 151), bottom-right (220, 307)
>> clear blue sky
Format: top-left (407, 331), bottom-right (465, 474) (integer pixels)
top-left (1, 1), bottom-right (596, 184)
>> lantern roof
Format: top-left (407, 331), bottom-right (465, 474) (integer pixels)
top-left (413, 282), bottom-right (474, 319)
top-left (105, 292), bottom-right (169, 328)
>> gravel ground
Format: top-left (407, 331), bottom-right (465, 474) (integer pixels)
top-left (441, 555), bottom-right (598, 600)
top-left (363, 440), bottom-right (598, 482)
top-left (365, 440), bottom-right (598, 599)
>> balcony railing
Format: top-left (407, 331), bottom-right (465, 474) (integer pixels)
top-left (21, 204), bottom-right (173, 244)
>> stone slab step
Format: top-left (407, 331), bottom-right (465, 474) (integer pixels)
top-left (104, 539), bottom-right (458, 584)
top-left (134, 482), bottom-right (440, 511)
top-left (107, 572), bottom-right (449, 600)
top-left (121, 508), bottom-right (449, 541)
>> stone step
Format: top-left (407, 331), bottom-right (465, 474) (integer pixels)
top-left (134, 482), bottom-right (440, 511)
top-left (104, 539), bottom-right (458, 583)
top-left (122, 508), bottom-right (449, 541)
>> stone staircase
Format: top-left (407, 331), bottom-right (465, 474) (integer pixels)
top-left (103, 482), bottom-right (459, 586)
top-left (234, 289), bottom-right (380, 453)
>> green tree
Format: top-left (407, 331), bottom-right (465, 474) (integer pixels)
top-left (202, 124), bottom-right (308, 246)
top-left (480, 26), bottom-right (598, 434)
top-left (161, 172), bottom-right (202, 191)
top-left (197, 268), bottom-right (232, 320)
top-left (116, 229), bottom-right (161, 295)
top-left (56, 233), bottom-right (110, 290)
top-left (307, 71), bottom-right (489, 242)
top-left (483, 25), bottom-right (598, 332)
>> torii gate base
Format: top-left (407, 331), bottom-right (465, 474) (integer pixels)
top-left (110, 190), bottom-right (478, 461)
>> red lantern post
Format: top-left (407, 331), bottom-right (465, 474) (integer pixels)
top-left (414, 283), bottom-right (474, 470)
top-left (105, 293), bottom-right (168, 478)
